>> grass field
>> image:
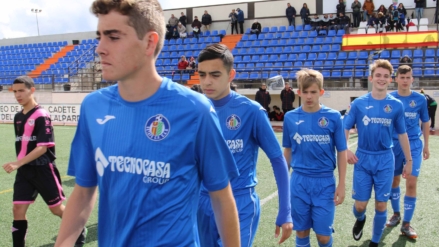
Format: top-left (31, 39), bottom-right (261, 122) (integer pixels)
top-left (0, 124), bottom-right (438, 246)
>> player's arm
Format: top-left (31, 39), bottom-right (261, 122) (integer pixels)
top-left (55, 184), bottom-right (97, 247)
top-left (422, 121), bottom-right (430, 160)
top-left (209, 183), bottom-right (240, 247)
top-left (345, 129), bottom-right (358, 164)
top-left (3, 145), bottom-right (47, 173)
top-left (397, 133), bottom-right (413, 178)
top-left (335, 150), bottom-right (347, 205)
top-left (283, 148), bottom-right (292, 171)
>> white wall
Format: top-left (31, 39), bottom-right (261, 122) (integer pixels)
top-left (255, 0), bottom-right (317, 18)
top-left (193, 3), bottom-right (248, 22)
top-left (324, 0), bottom-right (437, 14)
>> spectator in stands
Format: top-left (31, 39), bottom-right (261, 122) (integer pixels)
top-left (377, 5), bottom-right (387, 15)
top-left (320, 14), bottom-right (331, 34)
top-left (270, 106), bottom-right (284, 121)
top-left (169, 14), bottom-right (179, 28)
top-left (171, 27), bottom-right (179, 39)
top-left (192, 16), bottom-right (202, 38)
top-left (179, 12), bottom-right (187, 27)
top-left (190, 84), bottom-right (203, 93)
top-left (165, 24), bottom-right (173, 40)
top-left (189, 56), bottom-right (197, 70)
top-left (202, 10), bottom-right (212, 31)
top-left (337, 12), bottom-right (350, 32)
top-left (336, 0), bottom-right (346, 16)
top-left (362, 0), bottom-right (375, 22)
top-left (376, 12), bottom-right (386, 33)
top-left (386, 5), bottom-right (398, 31)
top-left (367, 12), bottom-right (378, 32)
top-left (328, 13), bottom-right (338, 30)
top-left (286, 3), bottom-right (297, 27)
top-left (352, 0), bottom-right (362, 27)
top-left (178, 56), bottom-right (189, 71)
top-left (421, 89), bottom-right (437, 131)
top-left (255, 83), bottom-right (271, 113)
top-left (397, 3), bottom-right (407, 30)
top-left (280, 82), bottom-right (295, 113)
top-left (399, 55), bottom-right (413, 68)
top-left (229, 9), bottom-right (238, 34)
top-left (237, 8), bottom-right (245, 34)
top-left (250, 20), bottom-right (262, 37)
top-left (300, 3), bottom-right (310, 26)
top-left (310, 14), bottom-right (322, 32)
top-left (177, 22), bottom-right (187, 38)
top-left (414, 0), bottom-right (425, 21)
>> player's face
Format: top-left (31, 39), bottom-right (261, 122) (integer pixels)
top-left (370, 67), bottom-right (392, 92)
top-left (95, 11), bottom-right (155, 82)
top-left (298, 83), bottom-right (324, 112)
top-left (198, 59), bottom-right (236, 100)
top-left (12, 83), bottom-right (34, 106)
top-left (395, 72), bottom-right (413, 90)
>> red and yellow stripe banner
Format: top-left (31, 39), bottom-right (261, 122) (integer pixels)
top-left (342, 31), bottom-right (438, 50)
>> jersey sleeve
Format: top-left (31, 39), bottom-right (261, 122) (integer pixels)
top-left (393, 101), bottom-right (407, 135)
top-left (253, 106), bottom-right (283, 159)
top-left (334, 113), bottom-right (348, 152)
top-left (419, 96), bottom-right (430, 123)
top-left (35, 116), bottom-right (55, 147)
top-left (67, 104), bottom-right (98, 187)
top-left (282, 114), bottom-right (292, 148)
top-left (343, 101), bottom-right (357, 130)
top-left (196, 105), bottom-right (238, 192)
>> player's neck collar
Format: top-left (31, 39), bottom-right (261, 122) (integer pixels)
top-left (211, 91), bottom-right (234, 107)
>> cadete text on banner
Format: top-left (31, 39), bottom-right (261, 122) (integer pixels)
top-left (0, 104), bottom-right (80, 125)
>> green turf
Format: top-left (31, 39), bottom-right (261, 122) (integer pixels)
top-left (0, 124), bottom-right (438, 246)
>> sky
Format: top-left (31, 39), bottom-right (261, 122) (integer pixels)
top-left (0, 0), bottom-right (263, 40)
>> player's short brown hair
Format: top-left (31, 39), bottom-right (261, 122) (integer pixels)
top-left (296, 69), bottom-right (324, 91)
top-left (371, 59), bottom-right (394, 77)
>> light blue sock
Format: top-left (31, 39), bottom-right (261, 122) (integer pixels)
top-left (296, 235), bottom-right (310, 247)
top-left (372, 209), bottom-right (387, 243)
top-left (390, 187), bottom-right (401, 213)
top-left (353, 204), bottom-right (365, 221)
top-left (403, 195), bottom-right (417, 223)
top-left (318, 235), bottom-right (333, 247)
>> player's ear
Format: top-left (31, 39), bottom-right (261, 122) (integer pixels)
top-left (229, 68), bottom-right (236, 82)
top-left (319, 89), bottom-right (325, 96)
top-left (30, 87), bottom-right (36, 93)
top-left (144, 31), bottom-right (159, 57)
top-left (297, 89), bottom-right (301, 96)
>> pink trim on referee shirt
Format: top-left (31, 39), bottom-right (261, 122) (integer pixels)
top-left (13, 201), bottom-right (35, 205)
top-left (49, 163), bottom-right (66, 202)
top-left (18, 108), bottom-right (51, 160)
top-left (37, 142), bottom-right (55, 147)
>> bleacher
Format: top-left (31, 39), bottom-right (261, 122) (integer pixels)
top-left (156, 30), bottom-right (225, 83)
top-left (231, 24), bottom-right (439, 87)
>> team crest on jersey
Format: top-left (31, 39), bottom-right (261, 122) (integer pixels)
top-left (383, 104), bottom-right (392, 113)
top-left (226, 114), bottom-right (241, 130)
top-left (145, 114), bottom-right (170, 141)
top-left (318, 117), bottom-right (329, 128)
top-left (28, 119), bottom-right (35, 126)
top-left (409, 100), bottom-right (416, 108)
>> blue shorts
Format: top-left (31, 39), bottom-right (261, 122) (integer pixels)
top-left (290, 172), bottom-right (335, 236)
top-left (352, 149), bottom-right (394, 202)
top-left (393, 139), bottom-right (423, 177)
top-left (197, 188), bottom-right (260, 247)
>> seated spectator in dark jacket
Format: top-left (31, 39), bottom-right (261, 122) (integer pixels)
top-left (328, 14), bottom-right (338, 30)
top-left (250, 20), bottom-right (262, 37)
top-left (171, 27), bottom-right (179, 39)
top-left (192, 16), bottom-right (202, 38)
top-left (319, 15), bottom-right (331, 34)
top-left (367, 12), bottom-right (378, 32)
top-left (336, 0), bottom-right (346, 16)
top-left (188, 56), bottom-right (197, 71)
top-left (179, 12), bottom-right (187, 27)
top-left (178, 56), bottom-right (189, 70)
top-left (165, 24), bottom-right (173, 40)
top-left (269, 106), bottom-right (284, 121)
top-left (376, 12), bottom-right (386, 32)
top-left (201, 11), bottom-right (212, 31)
top-left (337, 12), bottom-right (350, 31)
top-left (310, 15), bottom-right (321, 31)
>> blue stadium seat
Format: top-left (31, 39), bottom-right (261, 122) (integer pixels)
top-left (369, 51), bottom-right (379, 59)
top-left (334, 60), bottom-right (344, 69)
top-left (262, 72), bottom-right (269, 79)
top-left (297, 53), bottom-right (307, 61)
top-left (269, 71), bottom-right (280, 77)
top-left (355, 70), bottom-right (364, 78)
top-left (323, 37), bottom-right (334, 44)
top-left (294, 61), bottom-right (303, 68)
top-left (413, 68), bottom-right (422, 77)
top-left (252, 40), bottom-right (262, 47)
top-left (327, 52), bottom-right (337, 60)
top-left (237, 63), bottom-right (246, 71)
top-left (324, 61), bottom-right (334, 70)
top-left (295, 26), bottom-right (303, 32)
top-left (425, 49), bottom-right (435, 58)
top-left (279, 54), bottom-right (288, 62)
top-left (242, 55), bottom-right (251, 63)
top-left (280, 71), bottom-right (289, 78)
top-left (356, 60), bottom-right (367, 69)
top-left (299, 31), bottom-right (308, 38)
top-left (261, 40), bottom-right (270, 47)
top-left (338, 52), bottom-right (347, 60)
top-left (342, 70), bottom-right (353, 78)
top-left (303, 61), bottom-right (313, 68)
top-left (413, 49), bottom-right (423, 58)
top-left (274, 47), bottom-right (283, 54)
top-left (279, 26), bottom-right (287, 32)
top-left (334, 37), bottom-right (343, 44)
top-left (255, 47), bottom-right (265, 55)
top-left (327, 30), bottom-right (336, 37)
top-left (391, 50), bottom-right (401, 59)
top-left (302, 45), bottom-right (311, 53)
top-left (424, 69), bottom-right (435, 77)
top-left (283, 46), bottom-right (293, 53)
top-left (402, 50), bottom-right (412, 58)
top-left (291, 32), bottom-right (300, 39)
top-left (236, 41), bottom-right (244, 48)
top-left (251, 55), bottom-right (260, 63)
top-left (317, 53), bottom-right (327, 61)
top-left (292, 46), bottom-right (301, 53)
top-left (282, 32), bottom-right (292, 39)
top-left (274, 62), bottom-right (284, 69)
top-left (336, 30), bottom-right (345, 36)
top-left (269, 55), bottom-right (278, 62)
top-left (256, 62), bottom-right (265, 69)
top-left (314, 37), bottom-right (324, 45)
top-left (287, 54), bottom-right (297, 61)
top-left (359, 51), bottom-right (368, 60)
top-left (262, 27), bottom-right (270, 33)
top-left (390, 59), bottom-right (399, 68)
top-left (260, 55), bottom-right (269, 62)
top-left (250, 72), bottom-right (260, 79)
top-left (331, 70), bottom-right (341, 79)
top-left (249, 34), bottom-right (258, 41)
top-left (277, 39), bottom-right (287, 47)
top-left (348, 51), bottom-right (358, 60)
top-left (425, 58), bottom-right (436, 67)
top-left (267, 33), bottom-right (275, 40)
top-left (311, 45), bottom-right (321, 52)
top-left (265, 47), bottom-right (274, 54)
top-left (437, 49), bottom-right (439, 57)
top-left (321, 45), bottom-right (330, 52)
top-left (379, 50), bottom-right (390, 59)
top-left (258, 34), bottom-right (266, 40)
top-left (287, 26), bottom-right (295, 32)
top-left (210, 30), bottom-right (219, 36)
top-left (345, 60), bottom-right (355, 69)
top-left (240, 72), bottom-right (249, 80)
top-left (308, 53), bottom-right (317, 61)
top-left (303, 25), bottom-right (311, 31)
top-left (235, 56), bottom-right (243, 63)
top-left (309, 31), bottom-right (318, 38)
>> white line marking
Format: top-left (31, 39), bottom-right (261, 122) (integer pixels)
top-left (260, 141), bottom-right (358, 207)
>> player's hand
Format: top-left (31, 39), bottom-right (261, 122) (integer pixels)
top-left (347, 149), bottom-right (358, 164)
top-left (334, 184), bottom-right (345, 206)
top-left (423, 147), bottom-right (430, 160)
top-left (2, 161), bottom-right (22, 174)
top-left (275, 222), bottom-right (293, 244)
top-left (402, 160), bottom-right (413, 179)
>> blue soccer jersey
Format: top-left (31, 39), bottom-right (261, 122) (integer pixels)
top-left (201, 91), bottom-right (283, 192)
top-left (283, 105), bottom-right (347, 176)
top-left (344, 93), bottom-right (406, 151)
top-left (389, 91), bottom-right (429, 140)
top-left (68, 78), bottom-right (238, 247)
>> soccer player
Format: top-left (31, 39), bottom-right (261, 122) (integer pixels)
top-left (344, 60), bottom-right (413, 247)
top-left (2, 76), bottom-right (86, 247)
top-left (386, 65), bottom-right (430, 238)
top-left (198, 43), bottom-right (292, 246)
top-left (54, 1), bottom-right (240, 246)
top-left (283, 69), bottom-right (347, 247)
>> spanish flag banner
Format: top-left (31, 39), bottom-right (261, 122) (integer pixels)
top-left (342, 31), bottom-right (438, 50)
